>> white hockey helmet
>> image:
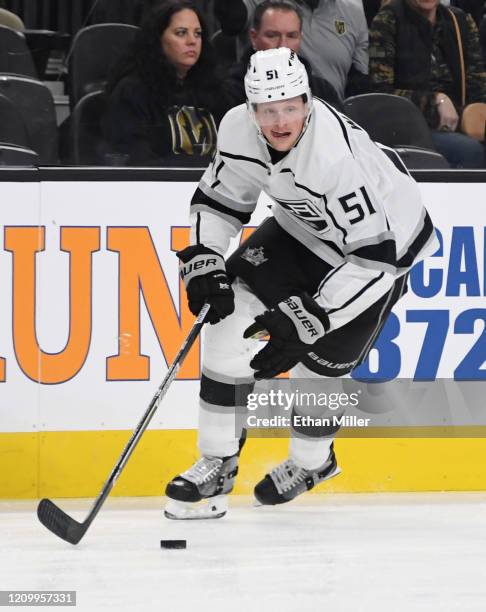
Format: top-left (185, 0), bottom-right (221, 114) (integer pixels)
top-left (244, 47), bottom-right (311, 105)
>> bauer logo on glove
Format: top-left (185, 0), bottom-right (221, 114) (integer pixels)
top-left (279, 296), bottom-right (327, 342)
top-left (243, 293), bottom-right (330, 379)
top-left (179, 253), bottom-right (220, 283)
top-left (177, 244), bottom-right (235, 325)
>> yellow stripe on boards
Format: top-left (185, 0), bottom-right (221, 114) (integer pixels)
top-left (0, 432), bottom-right (39, 498)
top-left (1, 429), bottom-right (486, 498)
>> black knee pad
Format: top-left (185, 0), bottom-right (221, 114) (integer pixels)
top-left (290, 408), bottom-right (342, 438)
top-left (200, 374), bottom-right (254, 407)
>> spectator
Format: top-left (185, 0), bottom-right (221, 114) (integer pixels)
top-left (369, 0), bottom-right (486, 168)
top-left (102, 0), bottom-right (225, 166)
top-left (221, 0), bottom-right (343, 111)
top-left (215, 0), bottom-right (369, 100)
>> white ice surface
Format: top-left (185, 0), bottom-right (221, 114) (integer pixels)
top-left (1, 493), bottom-right (486, 612)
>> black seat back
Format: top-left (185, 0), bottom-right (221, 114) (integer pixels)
top-left (0, 91), bottom-right (29, 147)
top-left (0, 75), bottom-right (58, 163)
top-left (344, 93), bottom-right (436, 150)
top-left (0, 142), bottom-right (38, 166)
top-left (70, 90), bottom-right (107, 164)
top-left (394, 146), bottom-right (450, 169)
top-left (0, 24), bottom-right (37, 77)
top-left (68, 23), bottom-right (139, 107)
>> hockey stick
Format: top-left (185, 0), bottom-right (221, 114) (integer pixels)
top-left (37, 303), bottom-right (210, 545)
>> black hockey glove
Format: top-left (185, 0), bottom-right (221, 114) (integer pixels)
top-left (243, 293), bottom-right (330, 379)
top-left (177, 244), bottom-right (234, 325)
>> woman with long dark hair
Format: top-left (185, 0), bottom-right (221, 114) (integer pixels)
top-left (103, 0), bottom-right (224, 165)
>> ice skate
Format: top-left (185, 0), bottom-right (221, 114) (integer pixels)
top-left (164, 454), bottom-right (239, 520)
top-left (254, 443), bottom-right (341, 506)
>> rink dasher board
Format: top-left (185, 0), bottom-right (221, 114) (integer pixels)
top-left (0, 172), bottom-right (486, 497)
top-left (0, 176), bottom-right (485, 432)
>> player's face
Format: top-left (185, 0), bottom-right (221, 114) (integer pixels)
top-left (250, 9), bottom-right (302, 52)
top-left (255, 95), bottom-right (307, 151)
top-left (160, 9), bottom-right (202, 78)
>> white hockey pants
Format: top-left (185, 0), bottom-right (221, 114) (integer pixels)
top-left (198, 278), bottom-right (334, 469)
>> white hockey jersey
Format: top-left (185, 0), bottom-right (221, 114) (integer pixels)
top-left (190, 98), bottom-right (438, 331)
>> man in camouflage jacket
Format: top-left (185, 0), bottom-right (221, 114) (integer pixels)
top-left (369, 0), bottom-right (486, 167)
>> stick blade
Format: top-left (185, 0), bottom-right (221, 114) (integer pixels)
top-left (37, 498), bottom-right (86, 545)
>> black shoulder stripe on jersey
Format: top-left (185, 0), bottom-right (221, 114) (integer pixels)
top-left (323, 193), bottom-right (349, 243)
top-left (316, 97), bottom-right (353, 156)
top-left (347, 240), bottom-right (397, 267)
top-left (397, 210), bottom-right (434, 268)
top-left (326, 272), bottom-right (385, 315)
top-left (191, 187), bottom-right (251, 224)
top-left (295, 180), bottom-right (323, 199)
top-left (279, 168), bottom-right (324, 199)
top-left (378, 144), bottom-right (410, 177)
top-left (220, 150), bottom-right (268, 170)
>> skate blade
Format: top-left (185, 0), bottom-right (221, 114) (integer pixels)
top-left (164, 495), bottom-right (228, 520)
top-left (326, 465), bottom-right (341, 480)
top-left (315, 463), bottom-right (342, 486)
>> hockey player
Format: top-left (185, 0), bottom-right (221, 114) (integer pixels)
top-left (164, 48), bottom-right (438, 519)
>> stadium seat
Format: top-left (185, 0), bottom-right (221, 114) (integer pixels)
top-left (23, 29), bottom-right (70, 80)
top-left (68, 23), bottom-right (139, 108)
top-left (394, 146), bottom-right (451, 170)
top-left (344, 93), bottom-right (450, 168)
top-left (0, 142), bottom-right (38, 165)
top-left (0, 25), bottom-right (37, 78)
top-left (0, 91), bottom-right (29, 147)
top-left (344, 93), bottom-right (437, 150)
top-left (68, 90), bottom-right (107, 164)
top-left (0, 75), bottom-right (58, 163)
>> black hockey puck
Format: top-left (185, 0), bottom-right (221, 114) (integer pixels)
top-left (160, 539), bottom-right (187, 549)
